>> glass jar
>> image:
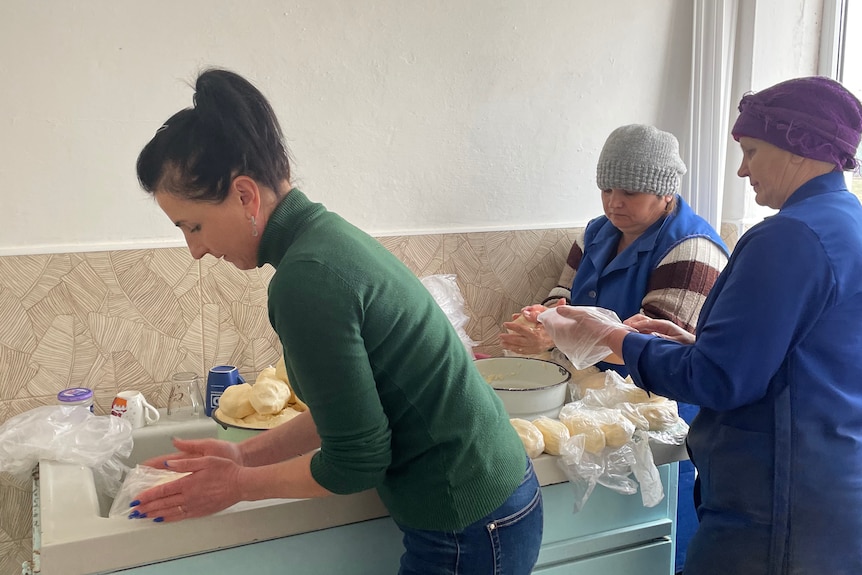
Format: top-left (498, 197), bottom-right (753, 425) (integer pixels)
top-left (167, 372), bottom-right (204, 418)
top-left (57, 387), bottom-right (94, 412)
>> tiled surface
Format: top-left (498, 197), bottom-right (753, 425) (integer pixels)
top-left (0, 248), bottom-right (281, 575)
top-left (0, 226), bottom-right (741, 574)
top-left (441, 229), bottom-right (580, 355)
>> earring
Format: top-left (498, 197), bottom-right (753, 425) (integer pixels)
top-left (250, 216), bottom-right (259, 237)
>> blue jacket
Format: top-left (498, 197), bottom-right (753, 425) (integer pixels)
top-left (571, 194), bottom-right (727, 373)
top-left (570, 195), bottom-right (726, 571)
top-left (625, 172), bottom-right (862, 574)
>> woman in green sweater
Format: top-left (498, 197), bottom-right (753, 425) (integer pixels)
top-left (129, 68), bottom-right (542, 574)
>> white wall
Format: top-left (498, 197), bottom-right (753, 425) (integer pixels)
top-left (0, 0), bottom-right (694, 255)
top-left (721, 0), bottom-right (825, 226)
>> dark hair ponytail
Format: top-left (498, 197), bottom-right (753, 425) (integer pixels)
top-left (136, 68), bottom-right (291, 202)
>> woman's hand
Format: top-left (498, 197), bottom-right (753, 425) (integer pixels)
top-left (139, 437), bottom-right (244, 469)
top-left (624, 314), bottom-right (695, 345)
top-left (500, 299), bottom-right (564, 355)
top-left (129, 454), bottom-right (244, 523)
top-left (553, 306), bottom-right (631, 346)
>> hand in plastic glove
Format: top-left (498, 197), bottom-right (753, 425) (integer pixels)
top-left (543, 306), bottom-right (635, 369)
top-left (139, 437), bottom-right (244, 469)
top-left (129, 452), bottom-right (243, 523)
top-left (624, 313), bottom-right (695, 345)
top-left (499, 298), bottom-right (565, 355)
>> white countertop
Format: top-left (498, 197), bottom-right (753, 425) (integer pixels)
top-left (34, 413), bottom-right (687, 575)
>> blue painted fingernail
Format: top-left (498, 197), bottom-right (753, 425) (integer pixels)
top-left (139, 513), bottom-right (147, 518)
top-left (163, 460), bottom-right (171, 467)
top-left (154, 517), bottom-right (164, 523)
top-left (128, 510), bottom-right (140, 519)
top-left (129, 500), bottom-right (140, 507)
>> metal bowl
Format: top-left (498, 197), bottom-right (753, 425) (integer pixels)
top-left (475, 357), bottom-right (571, 420)
top-left (212, 409), bottom-right (267, 442)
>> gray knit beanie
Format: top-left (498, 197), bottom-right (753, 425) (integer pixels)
top-left (596, 124), bottom-right (687, 196)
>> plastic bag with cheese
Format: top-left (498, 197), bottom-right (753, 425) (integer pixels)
top-left (558, 403), bottom-right (636, 450)
top-left (576, 370), bottom-right (686, 439)
top-left (556, 401), bottom-right (663, 510)
top-left (569, 366), bottom-right (606, 400)
top-left (109, 465), bottom-right (190, 519)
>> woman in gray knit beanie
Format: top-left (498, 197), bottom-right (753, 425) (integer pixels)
top-left (501, 123), bottom-right (728, 574)
top-left (597, 124), bottom-right (687, 196)
top-left (549, 77), bottom-right (862, 575)
top-left (594, 124), bottom-right (689, 252)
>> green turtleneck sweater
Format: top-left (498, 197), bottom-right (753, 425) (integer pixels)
top-left (257, 189), bottom-right (527, 531)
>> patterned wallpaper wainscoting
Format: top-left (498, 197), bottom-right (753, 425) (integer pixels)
top-left (0, 223), bottom-right (738, 575)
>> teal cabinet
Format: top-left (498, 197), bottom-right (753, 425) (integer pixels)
top-left (113, 518), bottom-right (404, 575)
top-left (534, 463), bottom-right (677, 574)
top-left (106, 463), bottom-right (678, 575)
top-left (534, 540), bottom-right (673, 575)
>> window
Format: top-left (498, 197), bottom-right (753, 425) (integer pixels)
top-left (826, 0), bottom-right (862, 200)
top-left (839, 3), bottom-right (862, 201)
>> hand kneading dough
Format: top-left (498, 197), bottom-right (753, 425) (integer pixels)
top-left (218, 383), bottom-right (256, 419)
top-left (251, 370), bottom-right (292, 415)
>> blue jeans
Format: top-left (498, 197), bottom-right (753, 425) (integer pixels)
top-left (396, 458), bottom-right (543, 575)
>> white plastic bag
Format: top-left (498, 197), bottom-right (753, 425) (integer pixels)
top-left (579, 370), bottom-right (689, 443)
top-left (0, 405), bottom-right (133, 497)
top-left (109, 465), bottom-right (189, 519)
top-left (421, 274), bottom-right (478, 354)
top-left (538, 306), bottom-right (633, 370)
top-left (555, 433), bottom-right (598, 513)
top-left (556, 400), bottom-right (665, 510)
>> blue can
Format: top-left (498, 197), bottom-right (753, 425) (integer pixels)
top-left (205, 365), bottom-right (246, 416)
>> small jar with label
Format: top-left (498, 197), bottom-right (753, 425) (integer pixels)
top-left (57, 387), bottom-right (95, 413)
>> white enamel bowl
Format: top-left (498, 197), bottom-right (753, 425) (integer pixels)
top-left (475, 357), bottom-right (571, 420)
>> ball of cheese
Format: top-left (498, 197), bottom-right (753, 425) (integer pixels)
top-left (218, 383), bottom-right (256, 419)
top-left (532, 416), bottom-right (571, 456)
top-left (272, 357), bottom-right (305, 410)
top-left (617, 383), bottom-right (666, 405)
top-left (275, 356), bottom-right (289, 383)
top-left (600, 413), bottom-right (635, 448)
top-left (250, 372), bottom-right (292, 415)
top-left (509, 418), bottom-right (545, 459)
top-left (559, 411), bottom-right (606, 454)
top-left (636, 401), bottom-right (679, 430)
top-left (571, 370), bottom-right (608, 400)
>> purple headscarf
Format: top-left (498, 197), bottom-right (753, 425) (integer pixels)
top-left (731, 76), bottom-right (862, 171)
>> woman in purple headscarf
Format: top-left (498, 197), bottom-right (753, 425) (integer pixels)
top-left (545, 76), bottom-right (862, 574)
